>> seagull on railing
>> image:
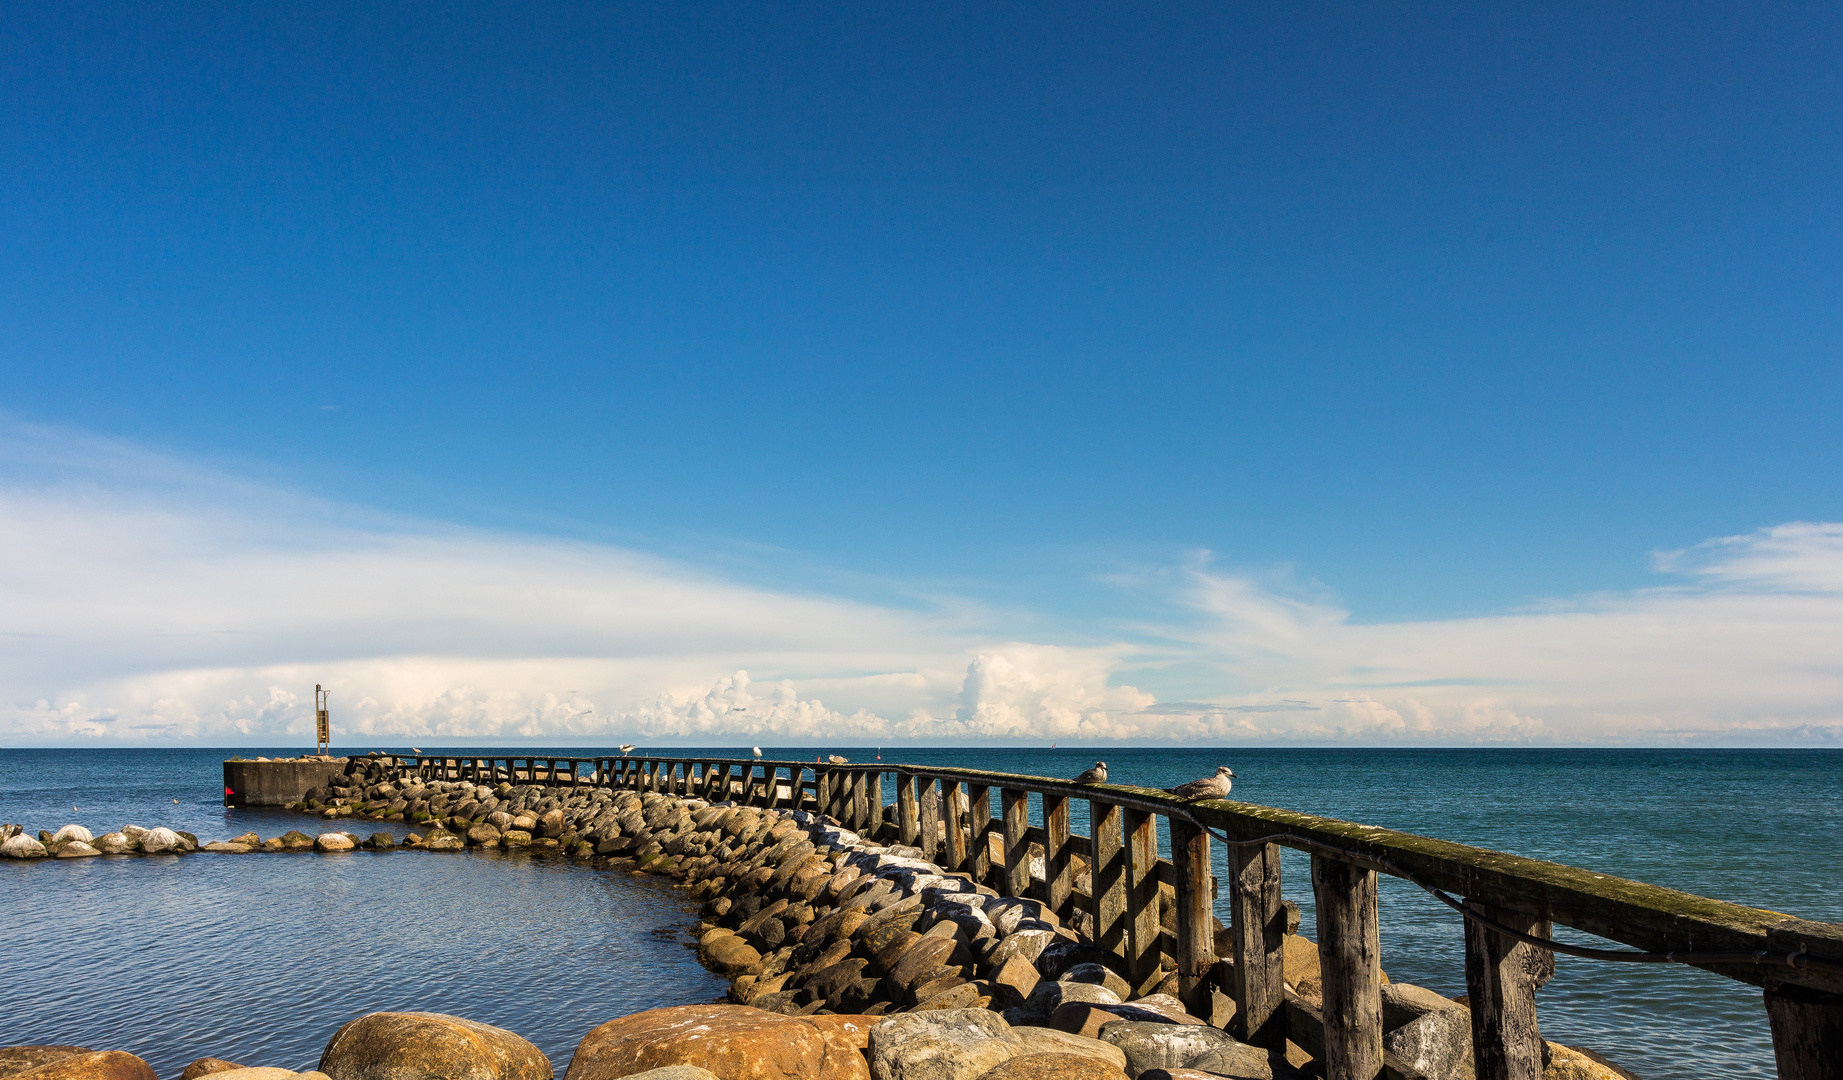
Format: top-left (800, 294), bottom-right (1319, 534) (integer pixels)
top-left (619, 744), bottom-right (637, 755)
top-left (1167, 765), bottom-right (1234, 801)
top-left (752, 747), bottom-right (762, 758)
top-left (411, 747), bottom-right (422, 754)
top-left (1073, 761), bottom-right (1108, 784)
top-left (827, 754), bottom-right (849, 765)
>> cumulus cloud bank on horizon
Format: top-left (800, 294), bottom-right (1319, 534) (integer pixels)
top-left (3, 425), bottom-right (1840, 746)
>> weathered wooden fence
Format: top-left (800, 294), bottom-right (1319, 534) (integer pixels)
top-left (380, 753), bottom-right (1843, 1080)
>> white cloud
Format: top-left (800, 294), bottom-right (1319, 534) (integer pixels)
top-left (2, 422), bottom-right (1841, 746)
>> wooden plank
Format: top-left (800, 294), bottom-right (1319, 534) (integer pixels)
top-left (942, 781), bottom-right (968, 872)
top-left (1229, 841), bottom-right (1287, 1050)
top-left (1088, 798), bottom-right (1126, 959)
top-left (1042, 793), bottom-right (1072, 920)
top-left (1002, 787), bottom-right (1032, 899)
top-left (1463, 901), bottom-right (1553, 1080)
top-left (1766, 985), bottom-right (1843, 1080)
top-left (918, 777), bottom-right (941, 862)
top-left (1171, 816), bottom-right (1216, 1008)
top-left (854, 772), bottom-right (870, 831)
top-left (967, 784), bottom-right (992, 886)
top-left (897, 773), bottom-right (919, 847)
top-left (1125, 808), bottom-right (1163, 997)
top-left (869, 772), bottom-right (885, 839)
top-left (1313, 854), bottom-right (1384, 1080)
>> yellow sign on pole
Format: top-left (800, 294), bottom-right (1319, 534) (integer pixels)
top-left (315, 684), bottom-right (330, 755)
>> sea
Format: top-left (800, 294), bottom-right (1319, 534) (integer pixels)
top-left (2, 746), bottom-right (1837, 1079)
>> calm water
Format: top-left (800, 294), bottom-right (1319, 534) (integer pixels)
top-left (3, 747), bottom-right (1838, 1079)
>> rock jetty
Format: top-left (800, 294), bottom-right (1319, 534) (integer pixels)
top-left (2, 756), bottom-right (1639, 1080)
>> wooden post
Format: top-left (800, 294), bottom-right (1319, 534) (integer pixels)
top-left (918, 777), bottom-right (941, 862)
top-left (942, 782), bottom-right (968, 872)
top-left (897, 773), bottom-right (919, 847)
top-left (1124, 809), bottom-right (1163, 997)
top-left (853, 772), bottom-right (870, 831)
top-left (1171, 816), bottom-right (1216, 1008)
top-left (869, 772), bottom-right (885, 839)
top-left (1042, 793), bottom-right (1072, 919)
top-left (1089, 799), bottom-right (1126, 959)
top-left (1001, 787), bottom-right (1031, 899)
top-left (1463, 901), bottom-right (1553, 1080)
top-left (1313, 855), bottom-right (1384, 1080)
top-left (1766, 985), bottom-right (1843, 1080)
top-left (1229, 841), bottom-right (1287, 1050)
top-left (967, 784), bottom-right (992, 885)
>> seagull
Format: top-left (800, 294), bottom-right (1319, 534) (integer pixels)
top-left (1167, 766), bottom-right (1234, 801)
top-left (752, 747), bottom-right (762, 758)
top-left (619, 744), bottom-right (637, 755)
top-left (1073, 761), bottom-right (1108, 784)
top-left (172, 798), bottom-right (180, 803)
top-left (827, 754), bottom-right (849, 765)
top-left (411, 747), bottom-right (423, 754)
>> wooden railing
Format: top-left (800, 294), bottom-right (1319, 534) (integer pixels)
top-left (378, 753), bottom-right (1843, 1080)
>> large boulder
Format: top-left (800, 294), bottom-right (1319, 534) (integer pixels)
top-left (1545, 1044), bottom-right (1638, 1080)
top-left (319, 1012), bottom-right (551, 1080)
top-left (2, 1052), bottom-right (156, 1080)
top-left (90, 833), bottom-right (136, 854)
top-left (1177, 1043), bottom-right (1273, 1080)
top-left (867, 1009), bottom-right (1023, 1080)
top-left (0, 834), bottom-right (48, 859)
top-left (314, 833), bottom-right (356, 853)
top-left (1097, 1022), bottom-right (1253, 1078)
top-left (1008, 1029), bottom-right (1128, 1074)
top-left (564, 1004), bottom-right (870, 1080)
top-left (1380, 984), bottom-right (1472, 1080)
top-left (57, 841), bottom-right (101, 858)
top-left (695, 930), bottom-right (762, 975)
top-left (51, 825), bottom-right (93, 844)
top-left (139, 828), bottom-right (182, 854)
top-left (0, 1047), bottom-right (93, 1076)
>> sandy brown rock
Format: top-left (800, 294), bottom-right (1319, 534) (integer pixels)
top-left (1545, 1044), bottom-right (1639, 1080)
top-left (1008, 1029), bottom-right (1127, 1074)
top-left (564, 1004), bottom-right (869, 1080)
top-left (176, 1058), bottom-right (246, 1080)
top-left (5, 1052), bottom-right (156, 1080)
top-left (974, 1054), bottom-right (1126, 1080)
top-left (0, 1048), bottom-right (92, 1077)
top-left (319, 1012), bottom-right (551, 1080)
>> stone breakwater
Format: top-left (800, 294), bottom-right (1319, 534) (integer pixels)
top-left (3, 757), bottom-right (1638, 1080)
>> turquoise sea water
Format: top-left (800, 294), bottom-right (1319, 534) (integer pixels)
top-left (2, 747), bottom-right (1837, 1079)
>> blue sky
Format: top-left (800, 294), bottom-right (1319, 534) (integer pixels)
top-left (3, 4), bottom-right (1841, 745)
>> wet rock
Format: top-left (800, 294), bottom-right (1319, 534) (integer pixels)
top-left (277, 830), bottom-right (315, 851)
top-left (176, 1058), bottom-right (245, 1080)
top-left (564, 1004), bottom-right (869, 1080)
top-left (974, 1055), bottom-right (1125, 1080)
top-left (51, 825), bottom-right (93, 844)
top-left (868, 1009), bottom-right (1022, 1080)
top-left (319, 1011), bottom-right (551, 1080)
top-left (91, 833), bottom-right (136, 854)
top-left (364, 833), bottom-right (396, 850)
top-left (424, 831), bottom-right (465, 851)
top-left (1097, 1021), bottom-right (1250, 1078)
top-left (501, 830), bottom-right (533, 848)
top-left (3, 1052), bottom-right (157, 1080)
top-left (466, 824), bottom-right (502, 847)
top-left (1, 834), bottom-right (49, 858)
top-left (1545, 1044), bottom-right (1638, 1080)
top-left (0, 1047), bottom-right (92, 1076)
top-left (204, 841), bottom-right (253, 853)
top-left (229, 832), bottom-right (261, 846)
top-left (56, 841), bottom-right (101, 858)
top-left (314, 833), bottom-right (356, 852)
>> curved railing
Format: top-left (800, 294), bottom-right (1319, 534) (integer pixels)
top-left (377, 752), bottom-right (1842, 1080)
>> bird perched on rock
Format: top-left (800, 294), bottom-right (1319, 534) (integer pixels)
top-left (1073, 761), bottom-right (1108, 784)
top-left (1167, 765), bottom-right (1234, 801)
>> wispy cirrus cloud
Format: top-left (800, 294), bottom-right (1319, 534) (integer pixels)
top-left (2, 421), bottom-right (1841, 746)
